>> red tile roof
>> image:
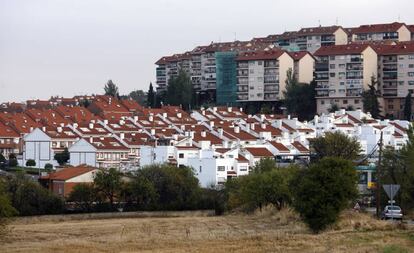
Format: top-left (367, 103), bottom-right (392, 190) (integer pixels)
top-left (351, 22), bottom-right (406, 34)
top-left (43, 166), bottom-right (96, 181)
top-left (237, 49), bottom-right (286, 61)
top-left (288, 51), bottom-right (313, 61)
top-left (297, 26), bottom-right (343, 36)
top-left (245, 147), bottom-right (273, 157)
top-left (269, 141), bottom-right (290, 153)
top-left (314, 44), bottom-right (371, 56)
top-left (292, 141), bottom-right (309, 153)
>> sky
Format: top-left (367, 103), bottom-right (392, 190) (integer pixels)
top-left (0, 0), bottom-right (413, 103)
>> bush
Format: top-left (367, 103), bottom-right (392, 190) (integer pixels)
top-left (292, 157), bottom-right (358, 233)
top-left (54, 148), bottom-right (70, 166)
top-left (0, 180), bottom-right (17, 237)
top-left (137, 164), bottom-right (201, 210)
top-left (68, 183), bottom-right (96, 212)
top-left (44, 163), bottom-right (53, 170)
top-left (6, 176), bottom-right (64, 216)
top-left (225, 165), bottom-right (298, 212)
top-left (8, 158), bottom-right (18, 168)
top-left (25, 159), bottom-right (36, 167)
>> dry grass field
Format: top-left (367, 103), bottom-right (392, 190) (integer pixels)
top-left (1, 208), bottom-right (414, 253)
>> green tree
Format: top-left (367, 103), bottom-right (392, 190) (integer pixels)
top-left (283, 69), bottom-right (317, 121)
top-left (253, 158), bottom-right (276, 174)
top-left (292, 157), bottom-right (358, 233)
top-left (68, 183), bottom-right (96, 212)
top-left (25, 159), bottom-right (36, 167)
top-left (6, 175), bottom-right (64, 216)
top-left (362, 76), bottom-right (381, 118)
top-left (328, 103), bottom-right (339, 113)
top-left (346, 105), bottom-right (355, 111)
top-left (54, 148), bottom-right (70, 166)
top-left (44, 163), bottom-right (53, 170)
top-left (310, 131), bottom-right (361, 161)
top-left (129, 90), bottom-right (147, 106)
top-left (128, 176), bottom-right (158, 210)
top-left (94, 168), bottom-right (122, 209)
top-left (137, 164), bottom-right (200, 210)
top-left (147, 82), bottom-right (155, 108)
top-left (166, 70), bottom-right (193, 110)
top-left (104, 80), bottom-right (120, 98)
top-left (403, 91), bottom-right (412, 121)
top-left (0, 180), bottom-right (17, 237)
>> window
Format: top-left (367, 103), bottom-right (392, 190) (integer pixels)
top-left (330, 73), bottom-right (336, 77)
top-left (409, 64), bottom-right (414, 68)
top-left (355, 99), bottom-right (360, 104)
top-left (249, 69), bottom-right (254, 74)
top-left (321, 100), bottom-right (325, 105)
top-left (409, 81), bottom-right (414, 85)
top-left (409, 55), bottom-right (414, 60)
top-left (340, 82), bottom-right (345, 85)
top-left (399, 81), bottom-right (405, 85)
top-left (408, 72), bottom-right (414, 77)
top-left (240, 166), bottom-right (248, 172)
top-left (330, 56), bottom-right (335, 60)
top-left (217, 166), bottom-right (225, 171)
top-left (258, 61), bottom-right (263, 65)
top-left (339, 64), bottom-right (346, 68)
top-left (178, 153), bottom-right (184, 158)
top-left (343, 100), bottom-right (348, 104)
top-left (249, 86), bottom-right (254, 90)
top-left (199, 166), bottom-right (202, 173)
top-left (329, 64), bottom-right (335, 69)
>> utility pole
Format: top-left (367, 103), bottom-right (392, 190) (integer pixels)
top-left (376, 131), bottom-right (383, 218)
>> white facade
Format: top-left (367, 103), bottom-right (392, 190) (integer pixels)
top-left (22, 128), bottom-right (55, 168)
top-left (69, 138), bottom-right (97, 167)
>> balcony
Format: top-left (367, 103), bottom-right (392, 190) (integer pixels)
top-left (264, 85), bottom-right (278, 92)
top-left (264, 61), bottom-right (279, 68)
top-left (383, 74), bottom-right (398, 80)
top-left (315, 63), bottom-right (329, 72)
top-left (264, 94), bottom-right (278, 100)
top-left (316, 85), bottom-right (330, 90)
top-left (264, 76), bottom-right (278, 84)
top-left (237, 95), bottom-right (249, 101)
top-left (383, 91), bottom-right (398, 97)
top-left (315, 74), bottom-right (329, 80)
top-left (382, 66), bottom-right (397, 72)
top-left (383, 58), bottom-right (397, 64)
top-left (350, 57), bottom-right (363, 63)
top-left (316, 91), bottom-right (329, 97)
top-left (237, 85), bottom-right (249, 92)
top-left (346, 63), bottom-right (363, 71)
top-left (237, 71), bottom-right (248, 77)
top-left (238, 63), bottom-right (249, 68)
top-left (346, 89), bottom-right (362, 97)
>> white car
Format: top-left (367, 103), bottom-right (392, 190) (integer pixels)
top-left (381, 205), bottom-right (403, 220)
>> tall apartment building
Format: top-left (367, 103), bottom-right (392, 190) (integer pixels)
top-left (374, 42), bottom-right (414, 119)
top-left (348, 22), bottom-right (411, 42)
top-left (275, 26), bottom-right (348, 53)
top-left (314, 44), bottom-right (378, 114)
top-left (235, 49), bottom-right (294, 102)
top-left (155, 53), bottom-right (192, 92)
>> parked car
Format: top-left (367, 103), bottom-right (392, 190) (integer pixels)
top-left (381, 205), bottom-right (403, 220)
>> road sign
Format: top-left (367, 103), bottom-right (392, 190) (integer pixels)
top-left (383, 184), bottom-right (400, 199)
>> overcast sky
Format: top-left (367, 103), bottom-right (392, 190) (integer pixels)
top-left (1, 0), bottom-right (413, 103)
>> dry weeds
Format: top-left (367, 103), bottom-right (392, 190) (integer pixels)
top-left (1, 208), bottom-right (413, 253)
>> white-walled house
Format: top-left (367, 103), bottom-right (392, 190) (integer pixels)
top-left (140, 145), bottom-right (176, 167)
top-left (22, 128), bottom-right (55, 168)
top-left (68, 138), bottom-right (97, 167)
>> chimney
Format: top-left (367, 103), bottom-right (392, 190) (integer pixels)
top-left (251, 123), bottom-right (255, 130)
top-left (103, 119), bottom-right (108, 125)
top-left (218, 127), bottom-right (223, 137)
top-left (73, 123), bottom-right (78, 128)
top-left (201, 130), bottom-right (207, 138)
top-left (287, 115), bottom-right (291, 120)
top-left (149, 115), bottom-right (154, 122)
top-left (201, 110), bottom-right (206, 116)
top-left (42, 126), bottom-right (46, 132)
top-left (227, 107), bottom-right (232, 113)
top-left (30, 127), bottom-right (34, 132)
top-left (60, 123), bottom-right (65, 127)
top-left (89, 137), bottom-right (93, 143)
top-left (119, 119), bottom-right (125, 125)
top-left (213, 107), bottom-right (217, 112)
top-left (120, 133), bottom-right (125, 140)
top-left (133, 116), bottom-right (138, 122)
top-left (209, 121), bottom-right (215, 128)
top-left (89, 123), bottom-right (94, 129)
top-left (180, 125), bottom-right (185, 131)
top-left (234, 126), bottom-right (240, 133)
top-left (57, 127), bottom-right (62, 133)
top-left (261, 123), bottom-right (266, 129)
top-left (162, 112), bottom-right (167, 118)
top-left (150, 129), bottom-right (156, 136)
top-left (260, 114), bottom-right (266, 122)
top-left (177, 112), bottom-right (182, 118)
top-left (239, 107), bottom-right (243, 112)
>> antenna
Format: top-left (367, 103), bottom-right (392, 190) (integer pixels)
top-left (234, 32), bottom-right (237, 41)
top-left (398, 14), bottom-right (401, 21)
top-left (336, 17), bottom-right (339, 25)
top-left (318, 20), bottom-right (321, 27)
